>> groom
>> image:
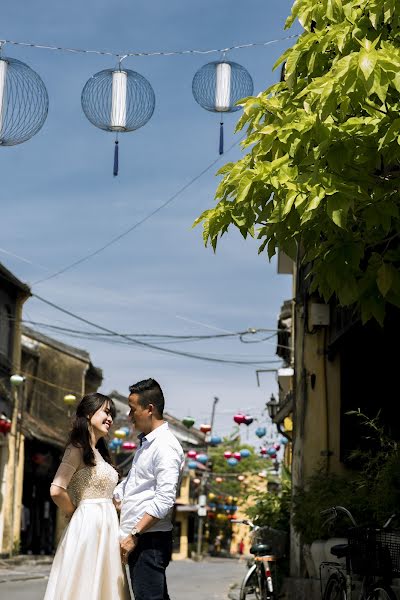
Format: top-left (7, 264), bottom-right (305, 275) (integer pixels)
top-left (114, 378), bottom-right (184, 600)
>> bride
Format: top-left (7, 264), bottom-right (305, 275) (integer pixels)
top-left (44, 392), bottom-right (129, 600)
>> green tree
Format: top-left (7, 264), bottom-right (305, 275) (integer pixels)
top-left (195, 0), bottom-right (400, 324)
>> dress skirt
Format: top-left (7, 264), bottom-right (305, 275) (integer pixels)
top-left (44, 499), bottom-right (129, 600)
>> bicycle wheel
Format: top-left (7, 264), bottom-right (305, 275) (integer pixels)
top-left (239, 564), bottom-right (261, 600)
top-left (323, 574), bottom-right (347, 600)
top-left (366, 581), bottom-right (397, 600)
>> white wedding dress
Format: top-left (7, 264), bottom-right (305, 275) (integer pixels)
top-left (44, 447), bottom-right (129, 600)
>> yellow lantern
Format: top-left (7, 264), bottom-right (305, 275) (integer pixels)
top-left (114, 429), bottom-right (127, 439)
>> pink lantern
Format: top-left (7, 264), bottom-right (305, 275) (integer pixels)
top-left (274, 443), bottom-right (281, 451)
top-left (200, 424), bottom-right (212, 434)
top-left (193, 478), bottom-right (201, 485)
top-left (224, 451), bottom-right (233, 460)
top-left (187, 450), bottom-right (198, 459)
top-left (260, 447), bottom-right (267, 456)
top-left (244, 415), bottom-right (254, 426)
top-left (122, 441), bottom-right (137, 451)
top-left (233, 452), bottom-right (242, 461)
top-left (233, 413), bottom-right (246, 425)
top-left (215, 477), bottom-right (223, 483)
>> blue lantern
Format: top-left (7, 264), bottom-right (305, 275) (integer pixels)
top-left (240, 449), bottom-right (251, 459)
top-left (280, 437), bottom-right (289, 445)
top-left (113, 438), bottom-right (123, 447)
top-left (121, 426), bottom-right (131, 435)
top-left (196, 453), bottom-right (208, 465)
top-left (267, 448), bottom-right (276, 456)
top-left (227, 457), bottom-right (239, 467)
top-left (188, 461), bottom-right (198, 470)
top-left (256, 427), bottom-right (267, 438)
top-left (81, 66), bottom-right (155, 176)
top-left (210, 436), bottom-right (222, 446)
top-left (192, 60), bottom-right (253, 154)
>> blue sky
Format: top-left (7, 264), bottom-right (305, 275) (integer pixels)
top-left (1, 1), bottom-right (299, 445)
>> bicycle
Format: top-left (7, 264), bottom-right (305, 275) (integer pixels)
top-left (232, 519), bottom-right (287, 600)
top-left (319, 506), bottom-right (399, 600)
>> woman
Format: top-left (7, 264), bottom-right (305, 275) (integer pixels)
top-left (44, 392), bottom-right (129, 600)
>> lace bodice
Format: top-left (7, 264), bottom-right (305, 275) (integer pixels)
top-left (68, 461), bottom-right (118, 505)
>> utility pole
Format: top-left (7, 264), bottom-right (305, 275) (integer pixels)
top-left (196, 396), bottom-right (219, 559)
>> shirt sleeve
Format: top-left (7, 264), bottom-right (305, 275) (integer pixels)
top-left (146, 445), bottom-right (183, 520)
top-left (51, 446), bottom-right (82, 490)
top-left (113, 477), bottom-right (127, 501)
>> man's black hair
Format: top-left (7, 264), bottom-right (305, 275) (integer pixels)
top-left (129, 378), bottom-right (165, 417)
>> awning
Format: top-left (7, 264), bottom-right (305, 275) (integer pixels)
top-left (176, 504), bottom-right (198, 513)
top-left (21, 413), bottom-right (66, 449)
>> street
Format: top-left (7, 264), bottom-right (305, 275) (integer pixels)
top-left (0, 557), bottom-right (245, 600)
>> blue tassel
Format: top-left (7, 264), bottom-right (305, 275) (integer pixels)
top-left (113, 141), bottom-right (119, 176)
top-left (219, 122), bottom-right (224, 155)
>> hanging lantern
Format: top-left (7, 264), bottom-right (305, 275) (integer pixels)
top-left (112, 437), bottom-right (123, 447)
top-left (267, 448), bottom-right (276, 456)
top-left (233, 452), bottom-right (242, 462)
top-left (227, 457), bottom-right (239, 467)
top-left (215, 477), bottom-right (224, 483)
top-left (237, 475), bottom-right (245, 482)
top-left (120, 426), bottom-right (131, 436)
top-left (208, 493), bottom-right (216, 500)
top-left (256, 427), bottom-right (267, 439)
top-left (187, 450), bottom-right (198, 459)
top-left (182, 417), bottom-right (195, 429)
top-left (274, 443), bottom-right (281, 451)
top-left (0, 56), bottom-right (48, 147)
top-left (240, 449), bottom-right (251, 459)
top-left (280, 437), bottom-right (289, 445)
top-left (233, 413), bottom-right (246, 425)
top-left (210, 436), bottom-right (222, 446)
top-left (192, 60), bottom-right (253, 154)
top-left (121, 441), bottom-right (137, 452)
top-left (188, 461), bottom-right (198, 470)
top-left (200, 424), bottom-right (212, 434)
top-left (114, 429), bottom-right (127, 439)
top-left (224, 451), bottom-right (233, 460)
top-left (244, 415), bottom-right (254, 426)
top-left (63, 394), bottom-right (76, 406)
top-left (81, 65), bottom-right (155, 176)
top-left (193, 478), bottom-right (201, 485)
top-left (196, 453), bottom-right (208, 465)
top-left (260, 447), bottom-right (267, 456)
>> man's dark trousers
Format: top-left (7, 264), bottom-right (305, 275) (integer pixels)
top-left (128, 531), bottom-right (173, 600)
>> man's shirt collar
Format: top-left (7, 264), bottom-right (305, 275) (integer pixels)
top-left (138, 422), bottom-right (168, 446)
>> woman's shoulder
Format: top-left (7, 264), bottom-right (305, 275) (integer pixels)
top-left (62, 444), bottom-right (84, 468)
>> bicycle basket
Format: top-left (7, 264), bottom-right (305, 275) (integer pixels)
top-left (251, 526), bottom-right (287, 558)
top-left (348, 528), bottom-right (400, 577)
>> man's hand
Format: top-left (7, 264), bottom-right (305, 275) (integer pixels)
top-left (113, 497), bottom-right (122, 511)
top-left (120, 534), bottom-right (137, 565)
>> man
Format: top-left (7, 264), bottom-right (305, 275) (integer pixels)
top-left (114, 378), bottom-right (184, 600)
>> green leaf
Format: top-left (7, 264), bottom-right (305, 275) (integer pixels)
top-left (327, 195), bottom-right (350, 228)
top-left (377, 263), bottom-right (395, 297)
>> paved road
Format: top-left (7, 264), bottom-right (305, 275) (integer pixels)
top-left (0, 557), bottom-right (245, 600)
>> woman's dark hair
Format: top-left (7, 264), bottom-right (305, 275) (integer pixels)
top-left (128, 378), bottom-right (164, 417)
top-left (67, 392), bottom-right (116, 466)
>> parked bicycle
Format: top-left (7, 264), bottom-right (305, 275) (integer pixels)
top-left (232, 519), bottom-right (287, 600)
top-left (320, 506), bottom-right (399, 600)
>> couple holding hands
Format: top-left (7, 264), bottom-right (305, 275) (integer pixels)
top-left (44, 378), bottom-right (184, 600)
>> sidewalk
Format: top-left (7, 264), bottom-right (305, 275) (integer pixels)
top-left (0, 555), bottom-right (52, 583)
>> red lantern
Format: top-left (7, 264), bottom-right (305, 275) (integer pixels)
top-left (260, 447), bottom-right (267, 456)
top-left (200, 424), bottom-right (212, 434)
top-left (224, 451), bottom-right (232, 460)
top-left (270, 453), bottom-right (277, 459)
top-left (122, 441), bottom-right (137, 451)
top-left (244, 415), bottom-right (254, 426)
top-left (233, 452), bottom-right (242, 461)
top-left (187, 450), bottom-right (197, 459)
top-left (0, 418), bottom-right (6, 434)
top-left (233, 413), bottom-right (246, 425)
top-left (274, 443), bottom-right (281, 451)
top-left (2, 419), bottom-right (11, 434)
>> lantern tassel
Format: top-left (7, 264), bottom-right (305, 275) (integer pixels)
top-left (113, 140), bottom-right (119, 176)
top-left (219, 121), bottom-right (224, 155)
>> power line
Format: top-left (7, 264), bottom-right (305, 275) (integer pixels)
top-left (31, 292), bottom-right (282, 366)
top-left (32, 136), bottom-right (244, 286)
top-left (0, 34), bottom-right (299, 60)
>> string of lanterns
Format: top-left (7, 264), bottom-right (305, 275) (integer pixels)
top-left (0, 48), bottom-right (253, 175)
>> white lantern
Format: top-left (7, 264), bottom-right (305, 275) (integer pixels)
top-left (110, 70), bottom-right (127, 131)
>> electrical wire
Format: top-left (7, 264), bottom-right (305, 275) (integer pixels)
top-left (0, 35), bottom-right (300, 60)
top-left (32, 135), bottom-right (245, 286)
top-left (31, 292), bottom-right (283, 366)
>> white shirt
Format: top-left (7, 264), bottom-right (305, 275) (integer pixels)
top-left (114, 422), bottom-right (184, 538)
